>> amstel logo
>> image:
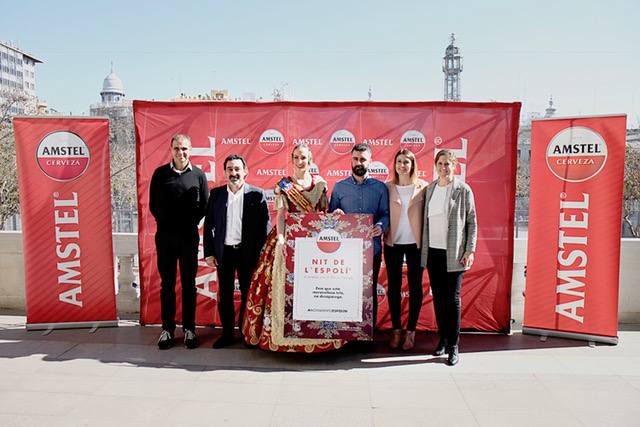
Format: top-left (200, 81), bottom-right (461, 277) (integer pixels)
top-left (316, 228), bottom-right (341, 253)
top-left (258, 129), bottom-right (285, 154)
top-left (329, 130), bottom-right (355, 154)
top-left (400, 130), bottom-right (426, 154)
top-left (546, 126), bottom-right (608, 183)
top-left (264, 189), bottom-right (276, 209)
top-left (368, 161), bottom-right (389, 182)
top-left (309, 162), bottom-right (320, 175)
top-left (36, 131), bottom-right (90, 182)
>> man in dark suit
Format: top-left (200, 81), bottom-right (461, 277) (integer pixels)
top-left (203, 154), bottom-right (270, 348)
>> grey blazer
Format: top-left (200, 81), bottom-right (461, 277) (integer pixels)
top-left (420, 178), bottom-right (477, 272)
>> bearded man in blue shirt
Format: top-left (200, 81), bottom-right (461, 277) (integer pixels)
top-left (329, 143), bottom-right (390, 332)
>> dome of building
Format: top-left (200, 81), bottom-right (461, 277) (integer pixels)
top-left (99, 64), bottom-right (126, 104)
top-left (101, 72), bottom-right (125, 96)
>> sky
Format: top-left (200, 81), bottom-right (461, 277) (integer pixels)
top-left (2, 0), bottom-right (639, 126)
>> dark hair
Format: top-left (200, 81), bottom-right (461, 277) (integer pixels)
top-left (434, 149), bottom-right (458, 165)
top-left (392, 148), bottom-right (418, 184)
top-left (223, 154), bottom-right (247, 170)
top-left (351, 143), bottom-right (371, 155)
top-left (170, 133), bottom-right (191, 146)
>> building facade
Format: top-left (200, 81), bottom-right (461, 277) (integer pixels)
top-left (172, 89), bottom-right (230, 102)
top-left (0, 40), bottom-right (42, 114)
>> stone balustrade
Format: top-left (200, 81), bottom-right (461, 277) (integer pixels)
top-left (0, 231), bottom-right (140, 315)
top-left (1, 231), bottom-right (639, 324)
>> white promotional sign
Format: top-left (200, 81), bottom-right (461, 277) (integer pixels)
top-left (293, 229), bottom-right (363, 322)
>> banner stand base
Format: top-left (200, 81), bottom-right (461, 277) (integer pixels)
top-left (26, 320), bottom-right (119, 331)
top-left (522, 326), bottom-right (618, 345)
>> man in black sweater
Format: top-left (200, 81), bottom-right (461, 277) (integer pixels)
top-left (149, 134), bottom-right (208, 350)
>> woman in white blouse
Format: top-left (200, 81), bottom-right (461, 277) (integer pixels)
top-left (421, 149), bottom-right (477, 366)
top-left (384, 149), bottom-right (428, 350)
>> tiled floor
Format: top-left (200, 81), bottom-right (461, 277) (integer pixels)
top-left (0, 315), bottom-right (639, 426)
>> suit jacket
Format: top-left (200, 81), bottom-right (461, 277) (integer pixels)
top-left (203, 183), bottom-right (271, 269)
top-left (420, 178), bottom-right (477, 272)
top-left (384, 179), bottom-right (428, 248)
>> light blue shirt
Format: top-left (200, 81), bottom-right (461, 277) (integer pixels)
top-left (329, 175), bottom-right (390, 255)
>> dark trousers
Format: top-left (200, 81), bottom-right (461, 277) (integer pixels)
top-left (384, 243), bottom-right (424, 331)
top-left (426, 247), bottom-right (463, 347)
top-left (372, 251), bottom-right (382, 330)
top-left (216, 245), bottom-right (253, 338)
top-left (155, 229), bottom-right (199, 332)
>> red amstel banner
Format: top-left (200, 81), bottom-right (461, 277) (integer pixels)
top-left (523, 115), bottom-right (626, 344)
top-left (13, 117), bottom-right (117, 329)
top-left (134, 101), bottom-right (520, 333)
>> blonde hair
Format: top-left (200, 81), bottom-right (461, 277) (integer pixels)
top-left (292, 143), bottom-right (313, 163)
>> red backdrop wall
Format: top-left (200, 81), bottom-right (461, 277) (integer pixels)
top-left (134, 101), bottom-right (520, 332)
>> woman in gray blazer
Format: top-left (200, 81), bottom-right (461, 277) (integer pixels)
top-left (421, 149), bottom-right (477, 366)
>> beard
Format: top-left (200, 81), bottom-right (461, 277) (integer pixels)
top-left (352, 165), bottom-right (367, 177)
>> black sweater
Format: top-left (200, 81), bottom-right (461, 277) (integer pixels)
top-left (149, 163), bottom-right (208, 232)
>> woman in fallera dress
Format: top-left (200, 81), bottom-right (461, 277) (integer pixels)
top-left (242, 143), bottom-right (345, 352)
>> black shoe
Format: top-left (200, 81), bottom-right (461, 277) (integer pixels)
top-left (184, 329), bottom-right (198, 349)
top-left (433, 339), bottom-right (447, 356)
top-left (157, 330), bottom-right (174, 350)
top-left (446, 346), bottom-right (459, 366)
top-left (212, 335), bottom-right (235, 349)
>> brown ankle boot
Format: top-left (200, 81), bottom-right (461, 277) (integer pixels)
top-left (402, 331), bottom-right (416, 350)
top-left (389, 329), bottom-right (402, 349)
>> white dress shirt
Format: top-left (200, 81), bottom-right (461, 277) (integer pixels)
top-left (224, 186), bottom-right (244, 245)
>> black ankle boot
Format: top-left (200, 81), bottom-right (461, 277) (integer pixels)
top-left (446, 345), bottom-right (459, 366)
top-left (433, 339), bottom-right (447, 356)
